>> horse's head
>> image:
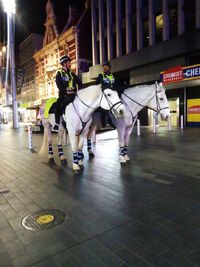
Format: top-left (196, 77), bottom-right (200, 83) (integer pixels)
top-left (100, 88), bottom-right (125, 118)
top-left (148, 82), bottom-right (170, 120)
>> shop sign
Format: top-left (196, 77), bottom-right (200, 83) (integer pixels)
top-left (187, 99), bottom-right (200, 122)
top-left (184, 65), bottom-right (200, 80)
top-left (162, 66), bottom-right (183, 84)
top-left (161, 64), bottom-right (200, 84)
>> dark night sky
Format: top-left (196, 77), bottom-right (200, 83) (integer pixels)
top-left (0, 0), bottom-right (85, 47)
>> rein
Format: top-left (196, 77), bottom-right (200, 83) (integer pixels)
top-left (73, 89), bottom-right (123, 136)
top-left (122, 84), bottom-right (169, 115)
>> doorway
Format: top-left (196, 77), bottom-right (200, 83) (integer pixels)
top-left (158, 97), bottom-right (180, 126)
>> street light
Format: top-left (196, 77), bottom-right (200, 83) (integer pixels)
top-left (1, 0), bottom-right (19, 128)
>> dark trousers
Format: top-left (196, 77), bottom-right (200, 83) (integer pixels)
top-left (55, 94), bottom-right (76, 124)
top-left (55, 97), bottom-right (63, 124)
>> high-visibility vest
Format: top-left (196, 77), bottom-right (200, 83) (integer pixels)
top-left (59, 69), bottom-right (77, 90)
top-left (101, 72), bottom-right (115, 88)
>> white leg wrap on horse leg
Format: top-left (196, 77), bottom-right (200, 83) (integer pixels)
top-left (48, 144), bottom-right (54, 158)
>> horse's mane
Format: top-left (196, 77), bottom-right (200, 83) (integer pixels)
top-left (124, 83), bottom-right (164, 94)
top-left (77, 84), bottom-right (101, 96)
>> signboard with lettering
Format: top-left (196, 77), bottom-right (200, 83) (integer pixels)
top-left (161, 64), bottom-right (200, 84)
top-left (184, 66), bottom-right (200, 80)
top-left (187, 99), bottom-right (200, 122)
top-left (162, 66), bottom-right (183, 84)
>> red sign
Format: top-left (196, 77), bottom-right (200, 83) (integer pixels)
top-left (187, 105), bottom-right (200, 114)
top-left (163, 66), bottom-right (183, 84)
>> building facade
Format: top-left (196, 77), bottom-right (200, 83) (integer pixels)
top-left (33, 0), bottom-right (91, 106)
top-left (82, 0), bottom-right (200, 126)
top-left (18, 34), bottom-right (43, 122)
top-left (17, 0), bottom-right (91, 123)
top-left (0, 43), bottom-right (13, 123)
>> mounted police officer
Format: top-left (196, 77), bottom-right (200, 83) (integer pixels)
top-left (96, 60), bottom-right (115, 90)
top-left (53, 55), bottom-right (82, 130)
top-left (96, 60), bottom-right (116, 128)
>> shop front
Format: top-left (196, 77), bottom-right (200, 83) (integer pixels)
top-left (160, 64), bottom-right (200, 127)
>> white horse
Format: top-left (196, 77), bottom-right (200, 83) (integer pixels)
top-left (40, 84), bottom-right (125, 172)
top-left (87, 82), bottom-right (170, 163)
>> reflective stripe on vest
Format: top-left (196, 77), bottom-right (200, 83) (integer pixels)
top-left (59, 70), bottom-right (74, 89)
top-left (102, 73), bottom-right (115, 86)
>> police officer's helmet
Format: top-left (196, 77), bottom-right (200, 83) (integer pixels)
top-left (103, 61), bottom-right (111, 68)
top-left (60, 56), bottom-right (71, 65)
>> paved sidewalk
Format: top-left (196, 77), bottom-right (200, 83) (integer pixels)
top-left (0, 124), bottom-right (200, 267)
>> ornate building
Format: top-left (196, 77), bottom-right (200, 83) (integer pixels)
top-left (16, 0), bottom-right (91, 122)
top-left (33, 0), bottom-right (90, 104)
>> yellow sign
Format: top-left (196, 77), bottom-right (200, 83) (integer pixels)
top-left (36, 214), bottom-right (54, 224)
top-left (187, 99), bottom-right (200, 122)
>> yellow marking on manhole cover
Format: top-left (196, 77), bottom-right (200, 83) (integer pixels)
top-left (36, 215), bottom-right (54, 224)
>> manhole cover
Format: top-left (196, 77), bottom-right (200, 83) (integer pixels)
top-left (22, 209), bottom-right (66, 231)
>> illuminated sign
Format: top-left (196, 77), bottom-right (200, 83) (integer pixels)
top-left (187, 99), bottom-right (200, 122)
top-left (163, 66), bottom-right (183, 84)
top-left (161, 64), bottom-right (200, 84)
top-left (184, 66), bottom-right (200, 80)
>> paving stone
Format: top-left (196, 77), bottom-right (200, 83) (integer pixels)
top-left (162, 249), bottom-right (198, 267)
top-left (4, 239), bottom-right (26, 260)
top-left (0, 127), bottom-right (200, 267)
top-left (0, 251), bottom-right (14, 267)
top-left (0, 227), bottom-right (19, 243)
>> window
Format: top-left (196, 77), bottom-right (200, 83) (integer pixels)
top-left (169, 5), bottom-right (178, 38)
top-left (184, 0), bottom-right (195, 33)
top-left (156, 14), bottom-right (163, 42)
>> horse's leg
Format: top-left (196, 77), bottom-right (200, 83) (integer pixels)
top-left (45, 122), bottom-right (54, 164)
top-left (124, 125), bottom-right (134, 161)
top-left (87, 124), bottom-right (96, 159)
top-left (68, 133), bottom-right (80, 173)
top-left (77, 136), bottom-right (85, 168)
top-left (77, 126), bottom-right (90, 168)
top-left (116, 125), bottom-right (126, 164)
top-left (57, 124), bottom-right (67, 165)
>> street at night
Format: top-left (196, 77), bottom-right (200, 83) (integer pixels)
top-left (0, 0), bottom-right (200, 266)
top-left (0, 126), bottom-right (200, 266)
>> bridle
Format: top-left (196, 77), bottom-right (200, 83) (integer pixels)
top-left (122, 83), bottom-right (169, 116)
top-left (72, 87), bottom-right (123, 136)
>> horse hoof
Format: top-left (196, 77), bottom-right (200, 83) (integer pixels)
top-left (89, 152), bottom-right (95, 159)
top-left (48, 158), bottom-right (55, 164)
top-left (73, 163), bottom-right (80, 173)
top-left (79, 165), bottom-right (84, 170)
top-left (119, 155), bottom-right (126, 164)
top-left (61, 159), bottom-right (67, 166)
top-left (124, 155), bottom-right (130, 162)
top-left (78, 159), bottom-right (83, 166)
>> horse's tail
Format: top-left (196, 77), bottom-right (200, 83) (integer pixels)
top-left (39, 120), bottom-right (49, 157)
